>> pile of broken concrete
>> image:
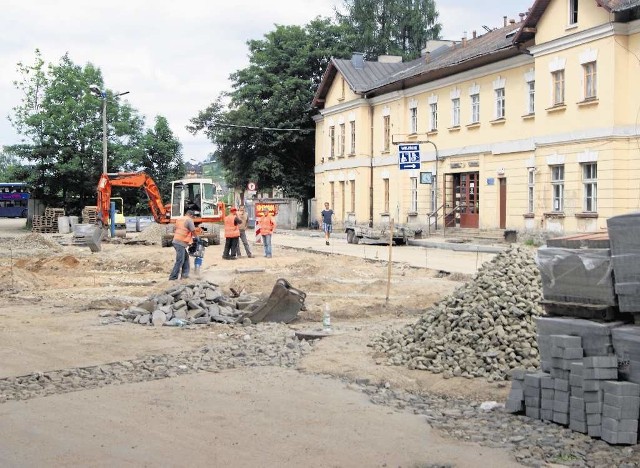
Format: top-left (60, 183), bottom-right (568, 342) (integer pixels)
top-left (117, 280), bottom-right (261, 326)
top-left (371, 245), bottom-right (545, 381)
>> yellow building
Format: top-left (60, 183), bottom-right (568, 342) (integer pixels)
top-left (312, 0), bottom-right (640, 237)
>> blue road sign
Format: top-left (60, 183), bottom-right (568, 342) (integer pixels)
top-left (399, 144), bottom-right (421, 170)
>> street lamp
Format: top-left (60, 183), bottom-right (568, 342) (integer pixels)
top-left (89, 85), bottom-right (130, 174)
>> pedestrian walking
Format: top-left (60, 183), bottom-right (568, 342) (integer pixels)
top-left (321, 202), bottom-right (335, 245)
top-left (222, 207), bottom-right (241, 260)
top-left (234, 205), bottom-right (253, 258)
top-left (258, 206), bottom-right (276, 258)
top-left (169, 209), bottom-right (197, 280)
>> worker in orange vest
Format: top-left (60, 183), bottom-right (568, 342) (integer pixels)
top-left (169, 209), bottom-right (197, 280)
top-left (258, 206), bottom-right (276, 258)
top-left (222, 207), bottom-right (241, 260)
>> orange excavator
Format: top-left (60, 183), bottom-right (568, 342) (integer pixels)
top-left (96, 172), bottom-right (225, 246)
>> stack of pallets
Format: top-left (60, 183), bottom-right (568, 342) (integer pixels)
top-left (32, 208), bottom-right (66, 233)
top-left (81, 206), bottom-right (98, 224)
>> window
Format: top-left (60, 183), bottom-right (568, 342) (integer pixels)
top-left (471, 94), bottom-right (480, 123)
top-left (329, 126), bottom-right (335, 158)
top-left (410, 177), bottom-right (418, 212)
top-left (495, 88), bottom-right (506, 119)
top-left (410, 107), bottom-right (418, 134)
top-left (429, 103), bottom-right (438, 131)
top-left (339, 123), bottom-right (345, 156)
top-left (350, 121), bottom-right (356, 154)
top-left (528, 168), bottom-right (535, 213)
top-left (527, 80), bottom-right (535, 114)
top-left (383, 178), bottom-right (390, 213)
top-left (350, 181), bottom-right (356, 212)
top-left (551, 165), bottom-right (565, 212)
top-left (452, 98), bottom-right (460, 127)
top-left (340, 78), bottom-right (345, 100)
top-left (569, 0), bottom-right (578, 25)
top-left (340, 181), bottom-right (346, 220)
top-left (583, 163), bottom-right (597, 212)
top-left (584, 62), bottom-right (597, 100)
top-left (330, 181), bottom-right (335, 210)
top-left (383, 115), bottom-right (391, 152)
top-left (552, 70), bottom-right (565, 105)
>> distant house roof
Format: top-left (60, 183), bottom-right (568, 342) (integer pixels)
top-left (312, 22), bottom-right (523, 109)
top-left (514, 0), bottom-right (640, 44)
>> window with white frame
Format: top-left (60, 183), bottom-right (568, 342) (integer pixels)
top-left (329, 126), bottom-right (335, 158)
top-left (569, 0), bottom-right (578, 25)
top-left (583, 163), bottom-right (597, 212)
top-left (452, 98), bottom-right (460, 126)
top-left (350, 181), bottom-right (356, 212)
top-left (383, 115), bottom-right (391, 152)
top-left (410, 107), bottom-right (418, 134)
top-left (429, 103), bottom-right (438, 131)
top-left (551, 165), bottom-right (565, 212)
top-left (410, 177), bottom-right (418, 212)
top-left (552, 70), bottom-right (565, 105)
top-left (527, 80), bottom-right (535, 114)
top-left (471, 94), bottom-right (480, 123)
top-left (339, 123), bottom-right (345, 156)
top-left (528, 168), bottom-right (535, 213)
top-left (583, 62), bottom-right (597, 100)
top-left (495, 88), bottom-right (506, 119)
top-left (383, 178), bottom-right (390, 213)
top-left (349, 121), bottom-right (356, 154)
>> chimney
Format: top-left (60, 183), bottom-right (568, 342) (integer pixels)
top-left (503, 16), bottom-right (507, 27)
top-left (509, 18), bottom-right (516, 24)
top-left (472, 30), bottom-right (477, 39)
top-left (351, 52), bottom-right (364, 70)
top-left (462, 31), bottom-right (467, 47)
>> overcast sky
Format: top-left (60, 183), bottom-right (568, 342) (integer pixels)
top-left (0, 0), bottom-right (533, 163)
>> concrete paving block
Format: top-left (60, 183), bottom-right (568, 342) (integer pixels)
top-left (587, 413), bottom-right (602, 426)
top-left (524, 372), bottom-right (547, 388)
top-left (601, 428), bottom-right (638, 445)
top-left (541, 388), bottom-right (555, 400)
top-left (511, 380), bottom-right (524, 390)
top-left (569, 419), bottom-right (588, 433)
top-left (570, 396), bottom-right (585, 410)
top-left (509, 368), bottom-right (526, 380)
top-left (564, 348), bottom-right (584, 360)
top-left (553, 401), bottom-right (569, 413)
top-left (603, 394), bottom-right (640, 413)
top-left (583, 355), bottom-right (619, 369)
top-left (588, 424), bottom-right (602, 438)
top-left (569, 374), bottom-right (583, 387)
top-left (583, 379), bottom-right (604, 392)
top-left (508, 388), bottom-right (524, 400)
top-left (586, 402), bottom-right (603, 414)
top-left (583, 390), bottom-right (604, 403)
top-left (603, 404), bottom-right (627, 420)
top-left (553, 411), bottom-right (569, 425)
top-left (505, 398), bottom-right (524, 413)
top-left (550, 368), bottom-right (571, 380)
top-left (526, 407), bottom-right (541, 419)
top-left (552, 357), bottom-right (577, 370)
top-left (554, 379), bottom-right (570, 392)
top-left (583, 368), bottom-right (618, 380)
top-left (524, 386), bottom-right (541, 397)
top-left (551, 346), bottom-right (564, 358)
top-left (570, 361), bottom-right (584, 375)
top-left (551, 334), bottom-right (583, 348)
top-left (602, 417), bottom-right (639, 433)
top-left (541, 409), bottom-right (554, 421)
top-left (525, 397), bottom-right (541, 408)
top-left (603, 380), bottom-right (640, 397)
top-left (541, 376), bottom-right (555, 389)
top-left (571, 409), bottom-right (586, 422)
top-left (555, 390), bottom-right (570, 403)
top-left (541, 399), bottom-right (555, 410)
top-left (571, 386), bottom-right (584, 398)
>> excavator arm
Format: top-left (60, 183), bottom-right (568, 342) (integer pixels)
top-left (97, 172), bottom-right (170, 226)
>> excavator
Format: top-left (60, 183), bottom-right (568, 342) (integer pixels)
top-left (96, 172), bottom-right (225, 246)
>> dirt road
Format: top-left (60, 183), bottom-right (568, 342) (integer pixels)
top-left (0, 219), bottom-right (520, 467)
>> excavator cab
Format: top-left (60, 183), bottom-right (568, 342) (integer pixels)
top-left (170, 178), bottom-right (222, 219)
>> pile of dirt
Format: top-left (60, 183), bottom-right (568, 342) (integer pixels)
top-left (0, 234), bottom-right (63, 253)
top-left (134, 222), bottom-right (166, 244)
top-left (371, 245), bottom-right (544, 381)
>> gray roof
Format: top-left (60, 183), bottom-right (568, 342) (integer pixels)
top-left (597, 0), bottom-right (640, 11)
top-left (332, 58), bottom-right (408, 94)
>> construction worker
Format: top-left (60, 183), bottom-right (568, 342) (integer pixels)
top-left (169, 209), bottom-right (197, 280)
top-left (222, 207), bottom-right (241, 260)
top-left (258, 206), bottom-right (276, 258)
top-left (234, 205), bottom-right (253, 258)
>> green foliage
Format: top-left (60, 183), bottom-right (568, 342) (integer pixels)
top-left (0, 148), bottom-right (23, 181)
top-left (188, 19), bottom-right (352, 203)
top-left (336, 0), bottom-right (441, 60)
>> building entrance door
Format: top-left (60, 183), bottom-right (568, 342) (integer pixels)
top-left (459, 172), bottom-right (479, 228)
top-left (499, 178), bottom-right (507, 229)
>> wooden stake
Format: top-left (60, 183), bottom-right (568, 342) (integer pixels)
top-left (385, 218), bottom-right (394, 303)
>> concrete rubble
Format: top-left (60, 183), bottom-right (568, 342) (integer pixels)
top-left (371, 245), bottom-right (544, 381)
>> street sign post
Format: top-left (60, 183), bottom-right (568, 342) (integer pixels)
top-left (398, 144), bottom-right (421, 170)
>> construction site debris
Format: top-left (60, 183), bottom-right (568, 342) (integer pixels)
top-left (371, 245), bottom-right (544, 381)
top-left (0, 234), bottom-right (63, 254)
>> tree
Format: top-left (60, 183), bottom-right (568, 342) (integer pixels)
top-left (188, 18), bottom-right (352, 207)
top-left (336, 0), bottom-right (441, 60)
top-left (0, 148), bottom-right (22, 181)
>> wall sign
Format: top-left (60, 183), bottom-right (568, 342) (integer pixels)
top-left (420, 172), bottom-right (433, 184)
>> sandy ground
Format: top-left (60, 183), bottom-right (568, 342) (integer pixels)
top-left (0, 218), bottom-right (520, 467)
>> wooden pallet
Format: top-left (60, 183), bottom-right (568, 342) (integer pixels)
top-left (542, 300), bottom-right (620, 321)
top-left (546, 231), bottom-right (610, 249)
top-left (82, 206), bottom-right (98, 224)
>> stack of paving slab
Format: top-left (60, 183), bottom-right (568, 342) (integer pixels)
top-left (602, 381), bottom-right (640, 445)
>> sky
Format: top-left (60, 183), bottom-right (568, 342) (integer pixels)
top-left (0, 0), bottom-right (534, 163)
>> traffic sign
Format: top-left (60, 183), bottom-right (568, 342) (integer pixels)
top-left (398, 144), bottom-right (421, 170)
top-left (247, 181), bottom-right (257, 191)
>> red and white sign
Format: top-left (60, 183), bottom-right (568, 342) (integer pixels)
top-left (247, 181), bottom-right (257, 191)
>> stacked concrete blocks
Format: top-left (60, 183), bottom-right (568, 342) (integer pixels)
top-left (524, 372), bottom-right (549, 420)
top-left (601, 381), bottom-right (640, 445)
top-left (505, 368), bottom-right (526, 413)
top-left (550, 334), bottom-right (583, 425)
top-left (581, 355), bottom-right (618, 438)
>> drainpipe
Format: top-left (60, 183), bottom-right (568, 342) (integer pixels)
top-left (367, 96), bottom-right (374, 228)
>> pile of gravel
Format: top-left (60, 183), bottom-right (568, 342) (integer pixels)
top-left (112, 280), bottom-right (264, 326)
top-left (0, 234), bottom-right (63, 253)
top-left (133, 222), bottom-right (166, 244)
top-left (371, 245), bottom-right (544, 381)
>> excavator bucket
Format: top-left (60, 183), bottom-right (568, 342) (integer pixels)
top-left (240, 278), bottom-right (306, 324)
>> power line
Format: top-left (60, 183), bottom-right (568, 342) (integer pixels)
top-left (211, 122), bottom-right (311, 132)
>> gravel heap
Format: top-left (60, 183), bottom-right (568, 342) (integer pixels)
top-left (114, 280), bottom-right (263, 326)
top-left (0, 234), bottom-right (63, 253)
top-left (371, 245), bottom-right (544, 381)
top-left (133, 222), bottom-right (165, 244)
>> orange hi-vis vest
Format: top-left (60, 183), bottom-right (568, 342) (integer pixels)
top-left (173, 217), bottom-right (193, 244)
top-left (258, 214), bottom-right (275, 235)
top-left (224, 214), bottom-right (240, 238)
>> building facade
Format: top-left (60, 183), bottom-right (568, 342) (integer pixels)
top-left (312, 0), bottom-right (640, 236)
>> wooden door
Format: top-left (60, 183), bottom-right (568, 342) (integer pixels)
top-left (499, 178), bottom-right (507, 229)
top-left (459, 172), bottom-right (479, 228)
